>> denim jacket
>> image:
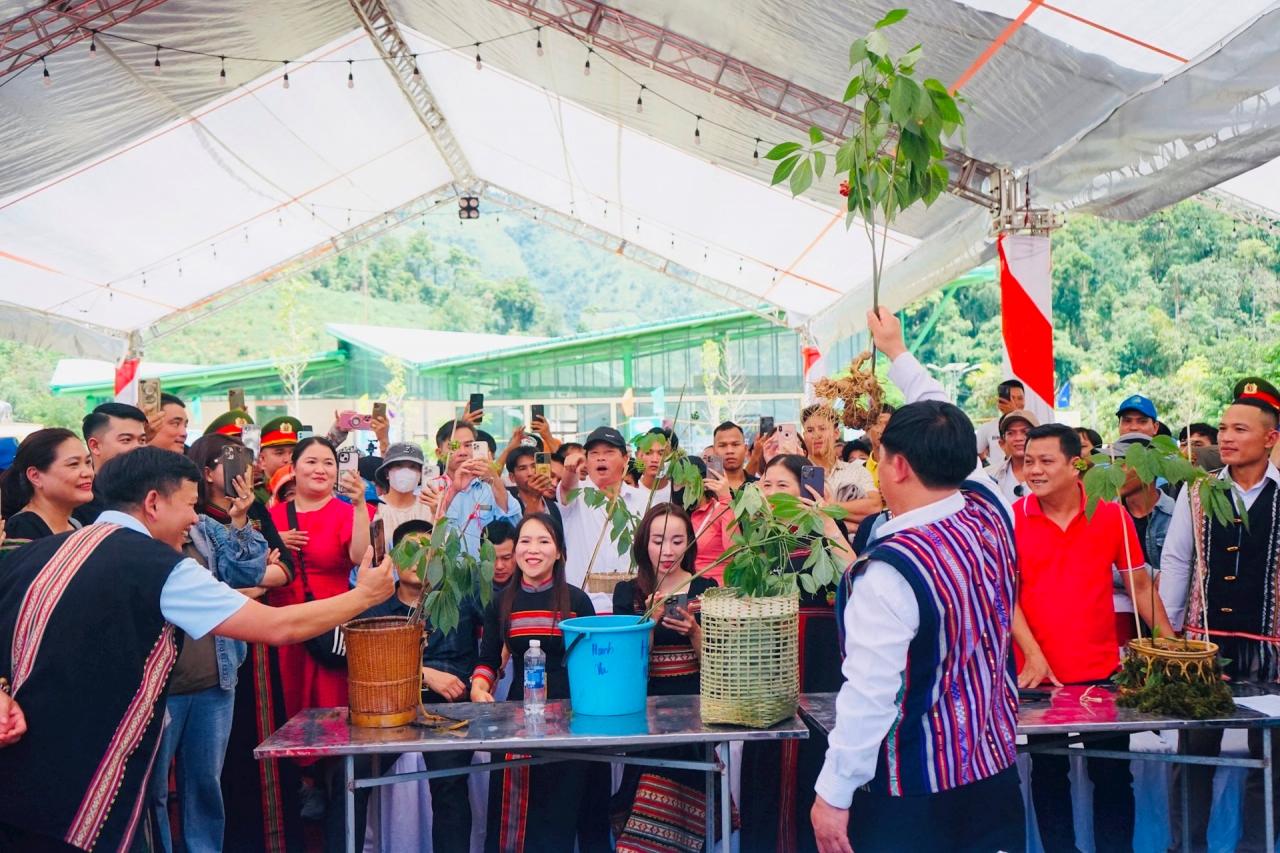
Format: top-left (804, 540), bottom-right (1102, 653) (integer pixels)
top-left (189, 514), bottom-right (268, 690)
top-left (1111, 491), bottom-right (1176, 593)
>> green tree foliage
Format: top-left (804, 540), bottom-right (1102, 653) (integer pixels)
top-left (905, 201), bottom-right (1280, 434)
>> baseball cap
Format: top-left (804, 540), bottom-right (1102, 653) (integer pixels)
top-left (374, 442), bottom-right (425, 487)
top-left (998, 409), bottom-right (1040, 435)
top-left (584, 426), bottom-right (627, 452)
top-left (1115, 394), bottom-right (1157, 420)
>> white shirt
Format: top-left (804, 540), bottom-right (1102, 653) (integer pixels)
top-left (830, 460), bottom-right (876, 502)
top-left (975, 417), bottom-right (1007, 467)
top-left (98, 510), bottom-right (250, 639)
top-left (815, 352), bottom-right (1011, 808)
top-left (815, 492), bottom-right (968, 807)
top-left (558, 482), bottom-right (653, 609)
top-left (985, 459), bottom-right (1027, 504)
top-left (1159, 462), bottom-right (1280, 632)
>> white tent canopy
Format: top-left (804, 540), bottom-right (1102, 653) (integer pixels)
top-left (1, 0), bottom-right (1278, 360)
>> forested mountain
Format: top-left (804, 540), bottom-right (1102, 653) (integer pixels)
top-left (902, 200), bottom-right (1280, 429)
top-left (2, 199), bottom-right (1277, 432)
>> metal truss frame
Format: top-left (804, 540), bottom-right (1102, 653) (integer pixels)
top-left (486, 0), bottom-right (1002, 210)
top-left (0, 0), bottom-right (172, 78)
top-left (347, 0), bottom-right (477, 188)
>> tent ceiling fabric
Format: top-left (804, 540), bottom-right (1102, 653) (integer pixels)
top-left (1, 0), bottom-right (1278, 358)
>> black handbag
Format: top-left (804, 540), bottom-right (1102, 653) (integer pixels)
top-left (286, 501), bottom-right (347, 669)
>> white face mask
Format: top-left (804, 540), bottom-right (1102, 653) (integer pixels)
top-left (387, 468), bottom-right (420, 494)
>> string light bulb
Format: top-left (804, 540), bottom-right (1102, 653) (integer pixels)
top-left (636, 85), bottom-right (645, 113)
top-left (153, 45), bottom-right (161, 71)
top-left (583, 48), bottom-right (592, 76)
top-left (754, 137), bottom-right (761, 161)
top-left (219, 56), bottom-right (226, 84)
top-left (41, 57), bottom-right (50, 87)
top-left (347, 59), bottom-right (354, 89)
top-left (282, 61), bottom-right (290, 89)
top-left (475, 43), bottom-right (482, 71)
top-left (89, 31), bottom-right (97, 55)
top-left (694, 115), bottom-right (702, 145)
top-left (412, 56), bottom-right (420, 76)
top-left (536, 27), bottom-right (543, 57)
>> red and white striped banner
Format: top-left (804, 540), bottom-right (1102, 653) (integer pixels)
top-left (998, 234), bottom-right (1055, 422)
top-left (114, 357), bottom-right (140, 405)
top-left (801, 345), bottom-right (824, 404)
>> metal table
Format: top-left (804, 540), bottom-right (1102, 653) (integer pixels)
top-left (256, 694), bottom-right (807, 853)
top-left (799, 685), bottom-right (1280, 850)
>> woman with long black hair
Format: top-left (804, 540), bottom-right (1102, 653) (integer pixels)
top-left (611, 503), bottom-right (718, 852)
top-left (470, 513), bottom-right (609, 852)
top-left (0, 428), bottom-right (94, 542)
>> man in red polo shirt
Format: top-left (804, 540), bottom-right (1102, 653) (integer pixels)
top-left (1014, 423), bottom-right (1174, 853)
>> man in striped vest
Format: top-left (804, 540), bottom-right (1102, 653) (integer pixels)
top-left (813, 309), bottom-right (1023, 853)
top-left (0, 448), bottom-right (393, 851)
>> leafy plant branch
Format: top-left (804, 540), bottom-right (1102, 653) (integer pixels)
top-left (392, 518), bottom-right (495, 637)
top-left (766, 8), bottom-right (964, 316)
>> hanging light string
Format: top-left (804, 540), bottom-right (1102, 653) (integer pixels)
top-left (21, 20), bottom-right (788, 163)
top-left (5, 24), bottom-right (541, 90)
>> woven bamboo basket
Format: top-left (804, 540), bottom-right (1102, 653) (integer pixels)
top-left (583, 572), bottom-right (637, 596)
top-left (1127, 637), bottom-right (1220, 683)
top-left (699, 588), bottom-right (799, 727)
top-left (343, 616), bottom-right (424, 728)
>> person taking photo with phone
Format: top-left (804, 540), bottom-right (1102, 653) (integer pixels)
top-left (802, 404), bottom-right (880, 525)
top-left (432, 420), bottom-right (521, 557)
top-left (1, 428), bottom-right (95, 542)
top-left (505, 445), bottom-right (562, 531)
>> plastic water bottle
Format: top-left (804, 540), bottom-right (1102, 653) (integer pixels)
top-left (523, 640), bottom-right (547, 715)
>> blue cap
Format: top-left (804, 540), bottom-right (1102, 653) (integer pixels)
top-left (1115, 395), bottom-right (1157, 420)
top-left (0, 437), bottom-right (17, 472)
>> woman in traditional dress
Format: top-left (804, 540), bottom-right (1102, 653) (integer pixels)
top-left (740, 453), bottom-right (855, 853)
top-left (611, 503), bottom-right (718, 852)
top-left (471, 513), bottom-right (610, 852)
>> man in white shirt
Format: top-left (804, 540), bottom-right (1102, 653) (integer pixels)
top-left (984, 408), bottom-right (1038, 502)
top-left (558, 426), bottom-right (653, 612)
top-left (974, 378), bottom-right (1024, 466)
top-left (812, 309), bottom-right (1022, 853)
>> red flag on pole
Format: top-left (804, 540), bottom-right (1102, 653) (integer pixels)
top-left (998, 233), bottom-right (1054, 421)
top-left (114, 357), bottom-right (140, 405)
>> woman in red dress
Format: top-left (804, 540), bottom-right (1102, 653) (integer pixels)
top-left (267, 437), bottom-right (373, 720)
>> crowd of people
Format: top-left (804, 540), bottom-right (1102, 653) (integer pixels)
top-left (0, 306), bottom-right (1279, 853)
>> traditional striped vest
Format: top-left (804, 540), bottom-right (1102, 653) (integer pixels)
top-left (0, 524), bottom-right (182, 850)
top-left (836, 480), bottom-right (1019, 796)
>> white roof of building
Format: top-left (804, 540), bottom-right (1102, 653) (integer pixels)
top-left (1, 0), bottom-right (1278, 357)
top-left (326, 323), bottom-right (546, 365)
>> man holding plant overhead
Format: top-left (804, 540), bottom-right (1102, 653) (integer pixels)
top-left (812, 308), bottom-right (1023, 853)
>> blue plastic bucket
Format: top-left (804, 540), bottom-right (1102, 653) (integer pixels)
top-left (560, 615), bottom-right (654, 716)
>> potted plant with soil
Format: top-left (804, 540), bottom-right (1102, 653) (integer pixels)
top-left (343, 519), bottom-right (495, 728)
top-left (1082, 435), bottom-right (1240, 717)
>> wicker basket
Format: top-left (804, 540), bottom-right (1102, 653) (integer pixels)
top-left (583, 572), bottom-right (636, 596)
top-left (343, 616), bottom-right (424, 728)
top-left (699, 588), bottom-right (799, 727)
top-left (1127, 637), bottom-right (1220, 683)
